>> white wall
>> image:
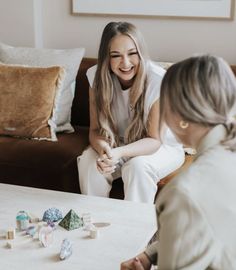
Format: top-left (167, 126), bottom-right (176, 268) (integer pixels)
top-left (0, 0), bottom-right (236, 64)
top-left (0, 0), bottom-right (35, 46)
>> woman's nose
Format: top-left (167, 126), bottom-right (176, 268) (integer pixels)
top-left (121, 55), bottom-right (130, 67)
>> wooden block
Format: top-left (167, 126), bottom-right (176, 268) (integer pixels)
top-left (28, 213), bottom-right (40, 223)
top-left (90, 228), bottom-right (99, 239)
top-left (6, 229), bottom-right (15, 240)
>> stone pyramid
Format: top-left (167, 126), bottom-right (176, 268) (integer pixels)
top-left (59, 209), bottom-right (84, 231)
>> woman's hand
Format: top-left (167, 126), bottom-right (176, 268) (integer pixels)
top-left (96, 140), bottom-right (114, 174)
top-left (120, 253), bottom-right (152, 270)
top-left (96, 146), bottom-right (124, 175)
top-left (96, 140), bottom-right (112, 157)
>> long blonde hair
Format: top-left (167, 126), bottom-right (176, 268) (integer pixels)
top-left (160, 54), bottom-right (236, 151)
top-left (93, 22), bottom-right (149, 147)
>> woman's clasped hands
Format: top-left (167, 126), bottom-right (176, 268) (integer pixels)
top-left (96, 141), bottom-right (123, 175)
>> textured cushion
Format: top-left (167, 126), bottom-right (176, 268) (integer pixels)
top-left (155, 61), bottom-right (173, 70)
top-left (0, 64), bottom-right (65, 141)
top-left (0, 42), bottom-right (85, 132)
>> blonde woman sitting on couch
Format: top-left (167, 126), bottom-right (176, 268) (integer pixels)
top-left (77, 21), bottom-right (184, 203)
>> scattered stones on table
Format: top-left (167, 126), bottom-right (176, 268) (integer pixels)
top-left (6, 228), bottom-right (15, 239)
top-left (38, 225), bottom-right (54, 247)
top-left (59, 209), bottom-right (83, 231)
top-left (82, 212), bottom-right (91, 226)
top-left (84, 223), bottom-right (96, 232)
top-left (28, 212), bottom-right (40, 223)
top-left (16, 211), bottom-right (29, 231)
top-left (26, 226), bottom-right (37, 237)
top-left (59, 238), bottom-right (72, 260)
top-left (90, 227), bottom-right (99, 239)
top-left (42, 207), bottom-right (63, 222)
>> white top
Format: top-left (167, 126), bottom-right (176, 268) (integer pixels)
top-left (146, 125), bottom-right (236, 269)
top-left (87, 61), bottom-right (180, 146)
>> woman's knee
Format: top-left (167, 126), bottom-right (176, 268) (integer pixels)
top-left (78, 147), bottom-right (98, 168)
top-left (122, 156), bottom-right (150, 175)
top-left (78, 147), bottom-right (99, 185)
top-left (80, 147), bottom-right (98, 160)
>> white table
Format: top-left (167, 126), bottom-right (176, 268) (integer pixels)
top-left (0, 184), bottom-right (156, 270)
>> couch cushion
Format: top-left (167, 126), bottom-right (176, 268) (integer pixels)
top-left (71, 58), bottom-right (97, 126)
top-left (0, 42), bottom-right (85, 133)
top-left (0, 126), bottom-right (89, 192)
top-left (0, 64), bottom-right (64, 141)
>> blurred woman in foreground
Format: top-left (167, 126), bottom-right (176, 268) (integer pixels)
top-left (121, 54), bottom-right (236, 269)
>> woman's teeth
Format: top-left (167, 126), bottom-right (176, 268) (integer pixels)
top-left (120, 67), bottom-right (133, 72)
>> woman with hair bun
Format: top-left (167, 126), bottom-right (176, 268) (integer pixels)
top-left (121, 54), bottom-right (236, 269)
top-left (77, 21), bottom-right (184, 203)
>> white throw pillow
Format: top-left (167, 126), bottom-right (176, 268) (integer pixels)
top-left (0, 42), bottom-right (85, 133)
top-left (154, 61), bottom-right (173, 70)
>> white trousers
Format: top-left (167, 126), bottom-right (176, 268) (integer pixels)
top-left (77, 144), bottom-right (184, 203)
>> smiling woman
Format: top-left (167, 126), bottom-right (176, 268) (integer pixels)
top-left (77, 21), bottom-right (185, 203)
top-left (109, 35), bottom-right (140, 89)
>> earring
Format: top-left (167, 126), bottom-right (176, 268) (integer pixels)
top-left (179, 120), bottom-right (189, 129)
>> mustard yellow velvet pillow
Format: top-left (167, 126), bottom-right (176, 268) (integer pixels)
top-left (0, 64), bottom-right (65, 141)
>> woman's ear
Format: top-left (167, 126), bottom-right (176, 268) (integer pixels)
top-left (179, 120), bottom-right (189, 129)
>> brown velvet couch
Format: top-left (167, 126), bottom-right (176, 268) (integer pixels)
top-left (0, 58), bottom-right (235, 198)
top-left (0, 58), bottom-right (123, 199)
top-left (0, 58), bottom-right (95, 194)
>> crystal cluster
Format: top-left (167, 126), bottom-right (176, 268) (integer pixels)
top-left (42, 207), bottom-right (63, 222)
top-left (38, 225), bottom-right (54, 247)
top-left (16, 210), bottom-right (29, 231)
top-left (60, 238), bottom-right (72, 260)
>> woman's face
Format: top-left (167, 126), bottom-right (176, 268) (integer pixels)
top-left (109, 34), bottom-right (140, 89)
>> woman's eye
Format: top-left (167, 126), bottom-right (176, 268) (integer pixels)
top-left (129, 52), bottom-right (138, 56)
top-left (110, 55), bottom-right (121, 58)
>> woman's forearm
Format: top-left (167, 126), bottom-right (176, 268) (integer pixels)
top-left (119, 137), bottom-right (161, 158)
top-left (89, 130), bottom-right (109, 155)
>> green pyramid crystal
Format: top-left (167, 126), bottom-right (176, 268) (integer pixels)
top-left (59, 209), bottom-right (84, 231)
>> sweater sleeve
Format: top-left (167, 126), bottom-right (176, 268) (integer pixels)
top-left (145, 241), bottom-right (158, 265)
top-left (154, 186), bottom-right (217, 269)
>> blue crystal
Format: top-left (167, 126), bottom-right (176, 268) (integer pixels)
top-left (60, 239), bottom-right (72, 260)
top-left (42, 207), bottom-right (63, 222)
